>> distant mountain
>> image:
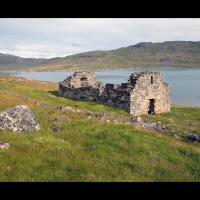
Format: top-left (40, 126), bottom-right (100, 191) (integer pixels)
top-left (2, 41), bottom-right (200, 71)
top-left (0, 53), bottom-right (47, 70)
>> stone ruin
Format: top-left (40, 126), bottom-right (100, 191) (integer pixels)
top-left (59, 70), bottom-right (170, 116)
top-left (59, 70), bottom-right (104, 101)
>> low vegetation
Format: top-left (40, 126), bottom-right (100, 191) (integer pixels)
top-left (2, 41), bottom-right (200, 71)
top-left (0, 77), bottom-right (200, 181)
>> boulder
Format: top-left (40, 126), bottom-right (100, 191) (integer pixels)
top-left (0, 141), bottom-right (10, 149)
top-left (136, 116), bottom-right (142, 123)
top-left (136, 121), bottom-right (171, 132)
top-left (94, 113), bottom-right (110, 120)
top-left (0, 105), bottom-right (40, 133)
top-left (52, 127), bottom-right (61, 133)
top-left (185, 133), bottom-right (200, 142)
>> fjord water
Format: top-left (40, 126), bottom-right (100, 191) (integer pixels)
top-left (3, 67), bottom-right (200, 107)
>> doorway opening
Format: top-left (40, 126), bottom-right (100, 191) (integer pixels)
top-left (151, 76), bottom-right (153, 84)
top-left (148, 99), bottom-right (155, 114)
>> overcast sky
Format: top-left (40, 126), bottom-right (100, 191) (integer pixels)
top-left (0, 18), bottom-right (200, 58)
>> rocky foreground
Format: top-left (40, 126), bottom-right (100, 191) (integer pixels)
top-left (0, 105), bottom-right (40, 132)
top-left (0, 103), bottom-right (199, 144)
top-left (57, 106), bottom-right (174, 133)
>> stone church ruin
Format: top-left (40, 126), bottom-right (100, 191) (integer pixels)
top-left (59, 70), bottom-right (170, 116)
top-left (59, 71), bottom-right (104, 101)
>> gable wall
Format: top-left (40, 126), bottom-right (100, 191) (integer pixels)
top-left (130, 72), bottom-right (170, 115)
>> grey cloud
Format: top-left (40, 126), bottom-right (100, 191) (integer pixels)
top-left (71, 43), bottom-right (83, 47)
top-left (0, 18), bottom-right (200, 58)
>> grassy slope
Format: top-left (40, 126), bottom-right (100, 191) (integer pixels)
top-left (0, 77), bottom-right (200, 181)
top-left (1, 41), bottom-right (200, 71)
top-left (25, 41), bottom-right (200, 71)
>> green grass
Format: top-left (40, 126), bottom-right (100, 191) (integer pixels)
top-left (0, 77), bottom-right (200, 181)
top-left (142, 106), bottom-right (200, 137)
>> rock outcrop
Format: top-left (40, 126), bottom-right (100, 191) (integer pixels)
top-left (0, 105), bottom-right (40, 132)
top-left (184, 133), bottom-right (200, 143)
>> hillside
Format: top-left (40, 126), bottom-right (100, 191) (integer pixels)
top-left (0, 77), bottom-right (200, 181)
top-left (2, 41), bottom-right (200, 71)
top-left (22, 41), bottom-right (200, 71)
top-left (0, 53), bottom-right (46, 70)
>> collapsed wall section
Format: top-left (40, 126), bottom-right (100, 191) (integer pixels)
top-left (98, 83), bottom-right (131, 112)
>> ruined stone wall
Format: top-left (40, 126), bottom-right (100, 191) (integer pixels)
top-left (60, 70), bottom-right (98, 88)
top-left (59, 85), bottom-right (102, 101)
top-left (59, 70), bottom-right (170, 116)
top-left (129, 72), bottom-right (170, 116)
top-left (59, 70), bottom-right (104, 102)
top-left (98, 83), bottom-right (131, 112)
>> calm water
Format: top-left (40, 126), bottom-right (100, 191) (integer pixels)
top-left (1, 67), bottom-right (200, 107)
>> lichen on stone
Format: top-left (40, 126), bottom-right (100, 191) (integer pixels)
top-left (0, 105), bottom-right (40, 133)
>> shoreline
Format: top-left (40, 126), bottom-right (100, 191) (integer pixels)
top-left (1, 66), bottom-right (200, 73)
top-left (0, 75), bottom-right (200, 110)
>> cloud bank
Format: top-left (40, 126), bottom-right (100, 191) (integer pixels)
top-left (0, 18), bottom-right (200, 58)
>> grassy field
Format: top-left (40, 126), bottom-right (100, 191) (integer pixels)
top-left (0, 77), bottom-right (200, 181)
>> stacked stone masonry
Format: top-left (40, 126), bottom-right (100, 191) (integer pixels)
top-left (59, 70), bottom-right (104, 101)
top-left (59, 70), bottom-right (170, 116)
